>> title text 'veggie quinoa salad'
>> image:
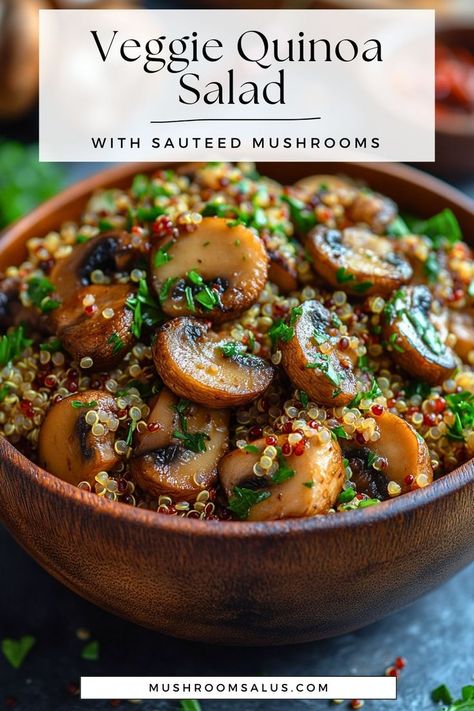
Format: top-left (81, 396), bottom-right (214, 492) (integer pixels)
top-left (1, 163), bottom-right (474, 521)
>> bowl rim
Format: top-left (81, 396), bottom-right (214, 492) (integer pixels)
top-left (1, 160), bottom-right (474, 540)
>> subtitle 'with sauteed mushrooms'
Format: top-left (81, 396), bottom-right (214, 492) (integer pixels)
top-left (1, 163), bottom-right (473, 521)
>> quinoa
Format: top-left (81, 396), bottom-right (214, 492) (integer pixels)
top-left (0, 161), bottom-right (473, 521)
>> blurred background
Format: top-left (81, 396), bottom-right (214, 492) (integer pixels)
top-left (0, 1), bottom-right (473, 710)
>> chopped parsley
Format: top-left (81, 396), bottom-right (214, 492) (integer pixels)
top-left (431, 683), bottom-right (474, 710)
top-left (271, 453), bottom-right (295, 484)
top-left (358, 498), bottom-right (380, 508)
top-left (244, 444), bottom-right (260, 453)
top-left (306, 353), bottom-right (341, 387)
top-left (336, 267), bottom-right (355, 284)
top-left (387, 215), bottom-right (410, 237)
top-left (107, 332), bottom-right (124, 355)
top-left (172, 398), bottom-right (210, 453)
top-left (289, 305), bottom-right (303, 326)
top-left (71, 400), bottom-right (98, 409)
top-left (27, 276), bottom-right (60, 313)
top-left (352, 280), bottom-right (373, 294)
top-left (303, 481), bottom-right (314, 488)
top-left (299, 390), bottom-right (309, 408)
top-left (81, 640), bottom-right (100, 661)
top-left (268, 319), bottom-right (294, 346)
top-left (337, 487), bottom-right (356, 503)
top-left (159, 276), bottom-right (177, 303)
top-left (180, 702), bottom-right (202, 711)
top-left (39, 338), bottom-right (62, 353)
top-left (367, 450), bottom-right (377, 468)
top-left (125, 420), bottom-right (137, 447)
top-left (389, 332), bottom-right (405, 353)
top-left (136, 206), bottom-right (165, 222)
top-left (411, 208), bottom-right (462, 247)
top-left (446, 392), bottom-right (474, 442)
top-left (228, 486), bottom-right (271, 520)
top-left (220, 341), bottom-right (244, 358)
top-left (424, 252), bottom-right (441, 283)
top-left (154, 240), bottom-right (174, 268)
top-left (0, 384), bottom-right (11, 402)
top-left (187, 270), bottom-right (203, 286)
top-left (126, 278), bottom-right (162, 338)
top-left (194, 285), bottom-right (220, 311)
top-left (0, 326), bottom-right (32, 367)
top-left (1, 635), bottom-right (36, 669)
top-left (185, 286), bottom-right (196, 312)
top-left (331, 425), bottom-right (350, 440)
top-left (281, 194), bottom-right (317, 233)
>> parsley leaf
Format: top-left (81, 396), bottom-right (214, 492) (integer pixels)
top-left (39, 338), bottom-right (62, 353)
top-left (336, 267), bottom-right (355, 284)
top-left (281, 194), bottom-right (316, 233)
top-left (219, 341), bottom-right (244, 358)
top-left (411, 208), bottom-right (462, 247)
top-left (71, 400), bottom-right (98, 409)
top-left (107, 332), bottom-right (124, 355)
top-left (337, 487), bottom-right (356, 503)
top-left (228, 487), bottom-right (271, 520)
top-left (268, 319), bottom-right (294, 346)
top-left (172, 398), bottom-right (209, 453)
top-left (244, 444), bottom-right (260, 453)
top-left (27, 276), bottom-right (60, 313)
top-left (446, 392), bottom-right (474, 442)
top-left (1, 635), bottom-right (36, 669)
top-left (306, 353), bottom-right (341, 387)
top-left (81, 640), bottom-right (100, 661)
top-left (154, 240), bottom-right (174, 268)
top-left (331, 425), bottom-right (350, 440)
top-left (271, 453), bottom-right (295, 484)
top-left (126, 278), bottom-right (162, 338)
top-left (0, 326), bottom-right (32, 367)
top-left (180, 700), bottom-right (202, 711)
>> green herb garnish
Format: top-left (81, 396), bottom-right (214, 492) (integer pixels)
top-left (125, 420), bottom-right (137, 447)
top-left (299, 390), bottom-right (309, 408)
top-left (107, 332), bottom-right (124, 355)
top-left (126, 278), bottom-right (162, 338)
top-left (336, 267), bottom-right (355, 284)
top-left (40, 338), bottom-right (62, 353)
top-left (424, 252), bottom-right (441, 283)
top-left (0, 384), bottom-right (11, 402)
top-left (281, 194), bottom-right (316, 233)
top-left (244, 444), bottom-right (260, 453)
top-left (0, 326), bottom-right (32, 367)
top-left (195, 286), bottom-right (219, 311)
top-left (387, 215), bottom-right (410, 237)
top-left (180, 702), bottom-right (202, 711)
top-left (228, 487), bottom-right (271, 520)
top-left (154, 240), bottom-right (174, 268)
top-left (27, 276), bottom-right (60, 313)
top-left (71, 400), bottom-right (98, 409)
top-left (431, 683), bottom-right (474, 710)
top-left (268, 319), bottom-right (294, 346)
top-left (172, 398), bottom-right (209, 453)
top-left (337, 487), bottom-right (356, 503)
top-left (411, 208), bottom-right (462, 247)
top-left (187, 270), bottom-right (204, 286)
top-left (306, 353), bottom-right (341, 387)
top-left (1, 635), bottom-right (36, 669)
top-left (446, 392), bottom-right (474, 442)
top-left (220, 341), bottom-right (244, 358)
top-left (331, 425), bottom-right (350, 440)
top-left (303, 481), bottom-right (314, 488)
top-left (271, 453), bottom-right (295, 484)
top-left (81, 640), bottom-right (100, 661)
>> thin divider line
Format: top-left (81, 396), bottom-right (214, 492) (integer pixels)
top-left (150, 116), bottom-right (321, 124)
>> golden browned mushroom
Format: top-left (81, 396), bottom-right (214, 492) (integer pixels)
top-left (150, 217), bottom-right (268, 323)
top-left (449, 309), bottom-right (474, 363)
top-left (218, 433), bottom-right (344, 520)
top-left (49, 230), bottom-right (139, 303)
top-left (343, 411), bottom-right (433, 494)
top-left (130, 388), bottom-right (229, 501)
top-left (52, 284), bottom-right (135, 370)
top-left (267, 250), bottom-right (298, 293)
top-left (306, 226), bottom-right (412, 297)
top-left (294, 176), bottom-right (397, 234)
top-left (382, 285), bottom-right (457, 384)
top-left (279, 300), bottom-right (357, 406)
top-left (38, 390), bottom-right (120, 487)
top-left (152, 317), bottom-right (274, 408)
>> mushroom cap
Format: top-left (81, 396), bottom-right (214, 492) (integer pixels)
top-left (267, 251), bottom-right (298, 293)
top-left (219, 433), bottom-right (345, 520)
top-left (49, 230), bottom-right (137, 303)
top-left (347, 411), bottom-right (433, 493)
top-left (280, 300), bottom-right (357, 406)
top-left (52, 284), bottom-right (135, 370)
top-left (152, 317), bottom-right (274, 409)
top-left (150, 217), bottom-right (268, 323)
top-left (306, 226), bottom-right (412, 297)
top-left (38, 390), bottom-right (119, 487)
top-left (382, 285), bottom-right (457, 384)
top-left (130, 388), bottom-right (229, 501)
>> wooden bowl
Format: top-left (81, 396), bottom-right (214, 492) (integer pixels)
top-left (0, 162), bottom-right (473, 646)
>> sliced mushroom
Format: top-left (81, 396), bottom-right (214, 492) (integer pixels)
top-left (280, 300), bottom-right (357, 406)
top-left (130, 388), bottom-right (229, 501)
top-left (294, 176), bottom-right (397, 234)
top-left (49, 230), bottom-right (139, 302)
top-left (38, 390), bottom-right (119, 487)
top-left (152, 317), bottom-right (274, 408)
top-left (449, 309), bottom-right (474, 362)
top-left (344, 411), bottom-right (433, 494)
top-left (51, 284), bottom-right (135, 370)
top-left (150, 216), bottom-right (268, 323)
top-left (219, 433), bottom-right (344, 520)
top-left (306, 226), bottom-right (412, 297)
top-left (267, 250), bottom-right (298, 293)
top-left (382, 285), bottom-right (457, 384)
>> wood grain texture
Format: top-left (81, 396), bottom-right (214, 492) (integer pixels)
top-left (0, 161), bottom-right (473, 645)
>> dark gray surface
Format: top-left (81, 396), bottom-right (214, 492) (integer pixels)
top-left (1, 162), bottom-right (473, 710)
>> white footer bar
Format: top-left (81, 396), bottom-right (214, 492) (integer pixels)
top-left (81, 676), bottom-right (397, 700)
